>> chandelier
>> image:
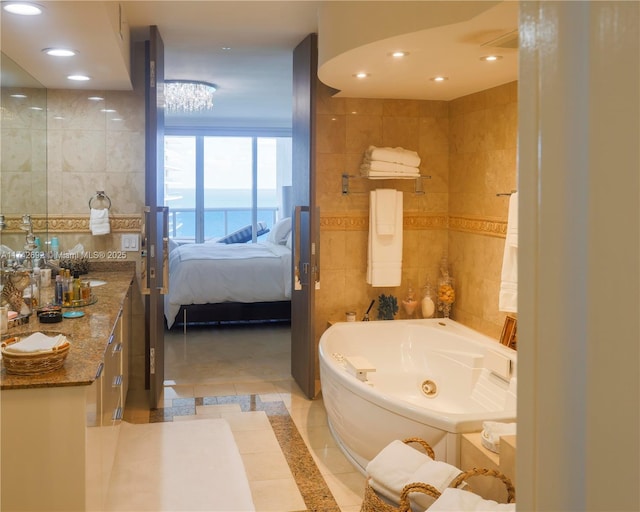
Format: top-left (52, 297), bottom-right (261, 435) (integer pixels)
top-left (165, 80), bottom-right (216, 113)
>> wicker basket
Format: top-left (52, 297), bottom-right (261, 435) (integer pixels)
top-left (360, 437), bottom-right (438, 512)
top-left (360, 438), bottom-right (516, 512)
top-left (1, 335), bottom-right (70, 375)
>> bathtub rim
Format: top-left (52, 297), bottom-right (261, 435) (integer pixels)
top-left (318, 318), bottom-right (517, 434)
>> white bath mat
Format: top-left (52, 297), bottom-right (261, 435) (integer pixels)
top-left (105, 418), bottom-right (255, 511)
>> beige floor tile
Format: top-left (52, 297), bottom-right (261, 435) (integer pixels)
top-left (161, 384), bottom-right (195, 399)
top-left (233, 428), bottom-right (282, 454)
top-left (194, 382), bottom-right (237, 397)
top-left (221, 410), bottom-right (273, 431)
top-left (310, 445), bottom-right (357, 476)
top-left (323, 472), bottom-right (367, 509)
top-left (242, 450), bottom-right (293, 481)
top-left (249, 478), bottom-right (306, 512)
top-left (196, 403), bottom-right (242, 415)
top-left (234, 380), bottom-right (280, 395)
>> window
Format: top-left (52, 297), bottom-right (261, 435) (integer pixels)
top-left (164, 133), bottom-right (292, 244)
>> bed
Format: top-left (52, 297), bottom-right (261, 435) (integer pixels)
top-left (164, 218), bottom-right (292, 329)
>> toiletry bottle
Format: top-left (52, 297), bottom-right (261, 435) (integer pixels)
top-left (63, 270), bottom-right (72, 306)
top-left (55, 275), bottom-right (63, 305)
top-left (421, 282), bottom-right (435, 318)
top-left (50, 237), bottom-right (59, 258)
top-left (73, 271), bottom-right (81, 301)
top-left (32, 267), bottom-right (41, 309)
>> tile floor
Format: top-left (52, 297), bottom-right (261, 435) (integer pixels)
top-left (123, 323), bottom-right (366, 512)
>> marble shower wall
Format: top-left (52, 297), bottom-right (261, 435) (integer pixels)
top-left (314, 80), bottom-right (518, 344)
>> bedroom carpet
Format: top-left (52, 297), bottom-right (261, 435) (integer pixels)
top-left (105, 418), bottom-right (255, 511)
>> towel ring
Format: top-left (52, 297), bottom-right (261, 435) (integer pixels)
top-left (89, 191), bottom-right (112, 210)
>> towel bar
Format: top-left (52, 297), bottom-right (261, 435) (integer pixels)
top-left (89, 191), bottom-right (112, 209)
top-left (342, 174), bottom-right (430, 195)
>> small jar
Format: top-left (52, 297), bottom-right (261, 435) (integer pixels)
top-left (80, 281), bottom-right (92, 302)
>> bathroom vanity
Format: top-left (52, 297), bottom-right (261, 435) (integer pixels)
top-left (0, 268), bottom-right (135, 511)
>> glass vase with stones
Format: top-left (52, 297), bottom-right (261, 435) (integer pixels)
top-left (437, 275), bottom-right (455, 318)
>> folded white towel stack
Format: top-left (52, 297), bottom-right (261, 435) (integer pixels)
top-left (499, 192), bottom-right (518, 311)
top-left (481, 421), bottom-right (517, 454)
top-left (4, 333), bottom-right (68, 354)
top-left (90, 207), bottom-right (111, 235)
top-left (366, 439), bottom-right (462, 511)
top-left (361, 145), bottom-right (421, 179)
top-left (429, 488), bottom-right (516, 511)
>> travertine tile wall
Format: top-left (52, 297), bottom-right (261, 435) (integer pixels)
top-left (314, 80), bottom-right (517, 344)
top-left (448, 82), bottom-right (518, 338)
top-left (45, 87), bottom-right (145, 257)
top-left (314, 81), bottom-right (450, 342)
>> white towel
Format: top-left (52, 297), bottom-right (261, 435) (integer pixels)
top-left (367, 443), bottom-right (461, 512)
top-left (364, 171), bottom-right (421, 180)
top-left (429, 488), bottom-right (516, 511)
top-left (481, 421), bottom-right (517, 454)
top-left (361, 159), bottom-right (421, 177)
top-left (499, 192), bottom-right (518, 312)
top-left (366, 440), bottom-right (433, 504)
top-left (367, 189), bottom-right (403, 287)
top-left (90, 207), bottom-right (111, 235)
top-left (4, 333), bottom-right (68, 354)
top-left (365, 145), bottom-right (421, 167)
top-left (375, 189), bottom-right (397, 235)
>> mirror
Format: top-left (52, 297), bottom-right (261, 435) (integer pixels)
top-left (0, 52), bottom-right (47, 253)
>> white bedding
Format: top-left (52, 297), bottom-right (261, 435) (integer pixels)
top-left (164, 241), bottom-right (292, 328)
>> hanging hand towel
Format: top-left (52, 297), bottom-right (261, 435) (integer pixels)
top-left (367, 189), bottom-right (403, 287)
top-left (499, 192), bottom-right (518, 312)
top-left (90, 208), bottom-right (111, 236)
top-left (375, 189), bottom-right (397, 235)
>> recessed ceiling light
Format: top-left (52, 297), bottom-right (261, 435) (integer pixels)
top-left (480, 55), bottom-right (503, 62)
top-left (100, 109), bottom-right (117, 113)
top-left (430, 76), bottom-right (448, 82)
top-left (3, 2), bottom-right (42, 15)
top-left (88, 96), bottom-right (104, 101)
top-left (67, 74), bottom-right (91, 81)
top-left (353, 72), bottom-right (369, 79)
top-left (10, 93), bottom-right (27, 98)
top-left (390, 51), bottom-right (409, 58)
top-left (222, 46), bottom-right (232, 51)
top-left (43, 48), bottom-right (77, 57)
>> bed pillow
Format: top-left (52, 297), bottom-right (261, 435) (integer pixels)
top-left (168, 238), bottom-right (180, 253)
top-left (285, 230), bottom-right (292, 250)
top-left (218, 221), bottom-right (269, 244)
top-left (266, 217), bottom-right (292, 245)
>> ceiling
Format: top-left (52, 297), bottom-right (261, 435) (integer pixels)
top-left (0, 1), bottom-right (518, 129)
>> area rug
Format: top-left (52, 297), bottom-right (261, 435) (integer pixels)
top-left (105, 418), bottom-right (255, 511)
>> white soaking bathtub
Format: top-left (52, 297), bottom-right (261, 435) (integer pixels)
top-left (318, 318), bottom-right (517, 471)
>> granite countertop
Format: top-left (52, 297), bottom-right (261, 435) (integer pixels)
top-left (1, 267), bottom-right (135, 390)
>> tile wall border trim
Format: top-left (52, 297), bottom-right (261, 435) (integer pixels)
top-left (0, 215), bottom-right (143, 233)
top-left (321, 212), bottom-right (506, 237)
top-left (449, 215), bottom-right (507, 238)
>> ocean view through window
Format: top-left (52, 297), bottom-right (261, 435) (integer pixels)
top-left (165, 134), bottom-right (292, 243)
